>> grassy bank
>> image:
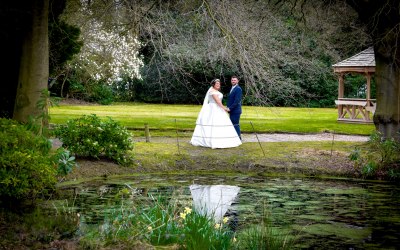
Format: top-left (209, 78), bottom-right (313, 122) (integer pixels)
top-left (62, 139), bottom-right (365, 183)
top-left (50, 102), bottom-right (375, 136)
top-left (49, 101), bottom-right (373, 181)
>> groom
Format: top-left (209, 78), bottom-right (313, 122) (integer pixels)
top-left (227, 76), bottom-right (242, 140)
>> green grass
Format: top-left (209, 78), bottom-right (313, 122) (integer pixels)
top-left (50, 102), bottom-right (375, 136)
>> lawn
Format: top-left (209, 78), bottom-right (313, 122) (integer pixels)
top-left (50, 102), bottom-right (375, 136)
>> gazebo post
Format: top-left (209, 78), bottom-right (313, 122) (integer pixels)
top-left (338, 73), bottom-right (344, 118)
top-left (366, 73), bottom-right (371, 100)
top-left (365, 73), bottom-right (372, 121)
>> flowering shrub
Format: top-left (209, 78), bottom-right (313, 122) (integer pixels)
top-left (0, 118), bottom-right (56, 200)
top-left (54, 114), bottom-right (134, 165)
top-left (71, 21), bottom-right (142, 84)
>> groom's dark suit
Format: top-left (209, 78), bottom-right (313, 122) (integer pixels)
top-left (227, 85), bottom-right (242, 139)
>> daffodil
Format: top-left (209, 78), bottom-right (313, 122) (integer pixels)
top-left (184, 207), bottom-right (192, 214)
top-left (179, 212), bottom-right (187, 220)
top-left (147, 226), bottom-right (153, 231)
top-left (223, 217), bottom-right (229, 224)
top-left (214, 223), bottom-right (221, 229)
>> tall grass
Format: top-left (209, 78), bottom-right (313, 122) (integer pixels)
top-left (235, 202), bottom-right (296, 250)
top-left (50, 103), bottom-right (375, 136)
top-left (78, 195), bottom-right (296, 249)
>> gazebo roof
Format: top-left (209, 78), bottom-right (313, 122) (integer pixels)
top-left (333, 47), bottom-right (375, 73)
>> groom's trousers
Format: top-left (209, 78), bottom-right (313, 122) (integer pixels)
top-left (229, 113), bottom-right (241, 140)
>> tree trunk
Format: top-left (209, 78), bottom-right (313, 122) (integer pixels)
top-left (373, 46), bottom-right (400, 141)
top-left (345, 0), bottom-right (400, 141)
top-left (13, 0), bottom-right (49, 123)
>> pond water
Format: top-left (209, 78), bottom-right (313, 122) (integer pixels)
top-left (52, 174), bottom-right (400, 249)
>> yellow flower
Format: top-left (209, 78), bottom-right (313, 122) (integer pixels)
top-left (184, 207), bottom-right (192, 214)
top-left (147, 226), bottom-right (153, 231)
top-left (223, 217), bottom-right (229, 224)
top-left (233, 237), bottom-right (237, 242)
top-left (214, 223), bottom-right (221, 229)
top-left (179, 212), bottom-right (187, 220)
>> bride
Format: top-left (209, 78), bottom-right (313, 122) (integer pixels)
top-left (190, 79), bottom-right (242, 149)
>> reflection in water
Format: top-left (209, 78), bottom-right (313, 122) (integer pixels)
top-left (51, 175), bottom-right (400, 249)
top-left (190, 184), bottom-right (240, 222)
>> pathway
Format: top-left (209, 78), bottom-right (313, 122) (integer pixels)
top-left (133, 133), bottom-right (369, 143)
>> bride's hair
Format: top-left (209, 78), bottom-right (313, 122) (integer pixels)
top-left (211, 79), bottom-right (220, 86)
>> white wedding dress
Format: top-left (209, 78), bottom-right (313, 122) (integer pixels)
top-left (190, 184), bottom-right (240, 222)
top-left (190, 87), bottom-right (242, 149)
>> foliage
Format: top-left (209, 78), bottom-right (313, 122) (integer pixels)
top-left (85, 82), bottom-right (114, 105)
top-left (77, 194), bottom-right (299, 249)
top-left (53, 114), bottom-right (134, 165)
top-left (350, 131), bottom-right (400, 179)
top-left (49, 19), bottom-right (83, 76)
top-left (132, 0), bottom-right (370, 107)
top-left (111, 75), bottom-right (140, 102)
top-left (344, 74), bottom-right (376, 99)
top-left (179, 207), bottom-right (234, 250)
top-left (51, 147), bottom-right (77, 176)
top-left (57, 0), bottom-right (371, 107)
top-left (0, 118), bottom-right (56, 200)
top-left (62, 6), bottom-right (143, 84)
top-left (79, 195), bottom-right (234, 249)
top-left (235, 204), bottom-right (295, 250)
top-left (50, 66), bottom-right (116, 105)
top-left (26, 89), bottom-right (60, 137)
top-left (48, 0), bottom-right (83, 102)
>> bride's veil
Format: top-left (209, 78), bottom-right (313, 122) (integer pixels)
top-left (203, 87), bottom-right (212, 105)
top-left (196, 87), bottom-right (212, 123)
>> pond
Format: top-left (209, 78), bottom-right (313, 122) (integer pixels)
top-left (51, 174), bottom-right (400, 249)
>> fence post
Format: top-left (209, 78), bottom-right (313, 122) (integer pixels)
top-left (144, 123), bottom-right (150, 142)
top-left (250, 121), bottom-right (266, 157)
top-left (175, 119), bottom-right (181, 155)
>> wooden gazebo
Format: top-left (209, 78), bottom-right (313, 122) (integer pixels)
top-left (332, 47), bottom-right (376, 124)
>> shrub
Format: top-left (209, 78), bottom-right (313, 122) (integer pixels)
top-left (350, 131), bottom-right (400, 179)
top-left (51, 148), bottom-right (78, 176)
top-left (86, 84), bottom-right (114, 105)
top-left (0, 118), bottom-right (57, 200)
top-left (53, 114), bottom-right (134, 165)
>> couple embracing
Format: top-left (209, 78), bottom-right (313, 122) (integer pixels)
top-left (190, 76), bottom-right (242, 149)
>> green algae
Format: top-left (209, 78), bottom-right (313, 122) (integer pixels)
top-left (50, 174), bottom-right (400, 249)
top-left (323, 187), bottom-right (367, 195)
top-left (298, 222), bottom-right (372, 240)
top-left (296, 214), bottom-right (333, 222)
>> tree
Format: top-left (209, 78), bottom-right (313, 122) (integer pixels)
top-left (131, 0), bottom-right (369, 105)
top-left (345, 0), bottom-right (400, 141)
top-left (13, 0), bottom-right (49, 123)
top-left (0, 0), bottom-right (81, 122)
top-left (3, 0), bottom-right (399, 142)
top-left (267, 0), bottom-right (399, 140)
top-left (0, 1), bottom-right (31, 119)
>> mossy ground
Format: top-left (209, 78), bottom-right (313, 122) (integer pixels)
top-left (62, 137), bottom-right (364, 183)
